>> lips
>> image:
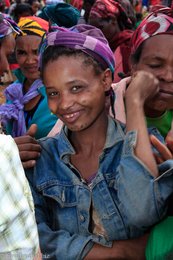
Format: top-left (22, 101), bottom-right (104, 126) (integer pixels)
top-left (25, 66), bottom-right (38, 73)
top-left (159, 89), bottom-right (173, 95)
top-left (62, 111), bottom-right (81, 124)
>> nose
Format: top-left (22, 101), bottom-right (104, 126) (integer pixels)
top-left (58, 92), bottom-right (74, 111)
top-left (26, 55), bottom-right (37, 64)
top-left (160, 67), bottom-right (173, 82)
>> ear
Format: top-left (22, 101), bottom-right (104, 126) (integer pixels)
top-left (129, 58), bottom-right (137, 74)
top-left (102, 68), bottom-right (112, 92)
top-left (110, 17), bottom-right (117, 26)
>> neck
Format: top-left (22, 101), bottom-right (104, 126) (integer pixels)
top-left (69, 113), bottom-right (108, 155)
top-left (23, 78), bottom-right (36, 93)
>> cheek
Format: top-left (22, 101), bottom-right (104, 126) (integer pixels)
top-left (16, 57), bottom-right (24, 66)
top-left (48, 98), bottom-right (58, 114)
top-left (0, 52), bottom-right (9, 75)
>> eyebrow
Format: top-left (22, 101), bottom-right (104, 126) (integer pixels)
top-left (142, 56), bottom-right (164, 62)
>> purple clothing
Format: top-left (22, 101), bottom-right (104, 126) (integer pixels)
top-left (0, 79), bottom-right (42, 137)
top-left (39, 24), bottom-right (115, 74)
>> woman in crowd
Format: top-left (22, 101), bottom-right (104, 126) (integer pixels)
top-left (0, 13), bottom-right (39, 259)
top-left (12, 3), bottom-right (33, 23)
top-left (0, 16), bottom-right (57, 139)
top-left (26, 24), bottom-right (173, 259)
top-left (109, 6), bottom-right (173, 259)
top-left (88, 0), bottom-right (134, 82)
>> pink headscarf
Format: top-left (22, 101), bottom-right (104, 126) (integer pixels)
top-left (89, 0), bottom-right (132, 29)
top-left (131, 7), bottom-right (173, 54)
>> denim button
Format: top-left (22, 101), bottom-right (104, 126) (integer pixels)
top-left (80, 215), bottom-right (85, 222)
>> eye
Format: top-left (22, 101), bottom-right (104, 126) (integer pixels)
top-left (71, 85), bottom-right (83, 92)
top-left (147, 63), bottom-right (162, 69)
top-left (16, 50), bottom-right (26, 56)
top-left (47, 91), bottom-right (59, 97)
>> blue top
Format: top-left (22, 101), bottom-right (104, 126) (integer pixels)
top-left (26, 117), bottom-right (173, 259)
top-left (6, 69), bottom-right (58, 139)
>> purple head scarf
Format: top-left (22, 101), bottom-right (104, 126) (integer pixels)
top-left (0, 14), bottom-right (21, 39)
top-left (0, 79), bottom-right (43, 137)
top-left (39, 24), bottom-right (115, 74)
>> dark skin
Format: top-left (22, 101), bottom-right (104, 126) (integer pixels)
top-left (41, 52), bottom-right (160, 258)
top-left (16, 35), bottom-right (173, 257)
top-left (15, 71), bottom-right (173, 260)
top-left (14, 124), bottom-right (41, 169)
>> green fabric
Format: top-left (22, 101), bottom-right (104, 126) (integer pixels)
top-left (146, 217), bottom-right (173, 260)
top-left (38, 3), bottom-right (80, 28)
top-left (146, 110), bottom-right (173, 138)
top-left (146, 110), bottom-right (173, 259)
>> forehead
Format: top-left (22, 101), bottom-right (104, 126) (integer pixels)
top-left (43, 55), bottom-right (96, 83)
top-left (15, 35), bottom-right (41, 49)
top-left (2, 34), bottom-right (15, 51)
top-left (140, 34), bottom-right (173, 61)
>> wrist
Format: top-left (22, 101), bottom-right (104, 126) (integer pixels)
top-left (125, 95), bottom-right (144, 111)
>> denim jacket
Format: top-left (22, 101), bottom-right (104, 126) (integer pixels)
top-left (26, 117), bottom-right (173, 260)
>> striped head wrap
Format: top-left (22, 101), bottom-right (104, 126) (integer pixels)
top-left (0, 14), bottom-right (21, 39)
top-left (131, 7), bottom-right (173, 55)
top-left (39, 24), bottom-right (115, 74)
top-left (17, 16), bottom-right (49, 37)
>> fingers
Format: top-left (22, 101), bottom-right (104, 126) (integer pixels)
top-left (165, 130), bottom-right (173, 153)
top-left (150, 134), bottom-right (173, 161)
top-left (14, 134), bottom-right (41, 169)
top-left (20, 150), bottom-right (41, 169)
top-left (22, 160), bottom-right (37, 169)
top-left (14, 135), bottom-right (38, 145)
top-left (19, 149), bottom-right (41, 160)
top-left (17, 142), bottom-right (41, 152)
top-left (26, 124), bottom-right (38, 137)
top-left (153, 152), bottom-right (165, 164)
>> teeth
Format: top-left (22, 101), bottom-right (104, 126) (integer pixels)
top-left (64, 113), bottom-right (76, 119)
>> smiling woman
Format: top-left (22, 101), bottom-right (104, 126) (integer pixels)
top-left (0, 16), bottom-right (57, 139)
top-left (26, 24), bottom-right (173, 259)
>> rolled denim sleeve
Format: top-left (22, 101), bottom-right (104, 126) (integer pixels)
top-left (26, 169), bottom-right (94, 260)
top-left (117, 131), bottom-right (173, 229)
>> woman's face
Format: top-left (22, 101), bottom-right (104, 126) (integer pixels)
top-left (88, 16), bottom-right (120, 42)
top-left (31, 1), bottom-right (40, 15)
top-left (43, 55), bottom-right (111, 132)
top-left (0, 33), bottom-right (15, 77)
top-left (133, 34), bottom-right (173, 117)
top-left (15, 35), bottom-right (41, 82)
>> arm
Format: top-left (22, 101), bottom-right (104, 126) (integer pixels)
top-left (125, 71), bottom-right (159, 177)
top-left (85, 234), bottom-right (148, 260)
top-left (14, 124), bottom-right (42, 169)
top-left (0, 135), bottom-right (39, 258)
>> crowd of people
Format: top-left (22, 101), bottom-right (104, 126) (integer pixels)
top-left (0, 0), bottom-right (173, 259)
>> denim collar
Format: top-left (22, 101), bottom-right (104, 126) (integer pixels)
top-left (57, 116), bottom-right (125, 160)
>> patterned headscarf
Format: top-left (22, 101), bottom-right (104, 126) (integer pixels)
top-left (89, 0), bottom-right (132, 29)
top-left (17, 16), bottom-right (49, 37)
top-left (38, 3), bottom-right (80, 28)
top-left (0, 13), bottom-right (21, 39)
top-left (39, 24), bottom-right (115, 74)
top-left (131, 7), bottom-right (173, 55)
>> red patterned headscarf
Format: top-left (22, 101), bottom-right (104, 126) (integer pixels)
top-left (131, 7), bottom-right (173, 54)
top-left (89, 0), bottom-right (132, 29)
